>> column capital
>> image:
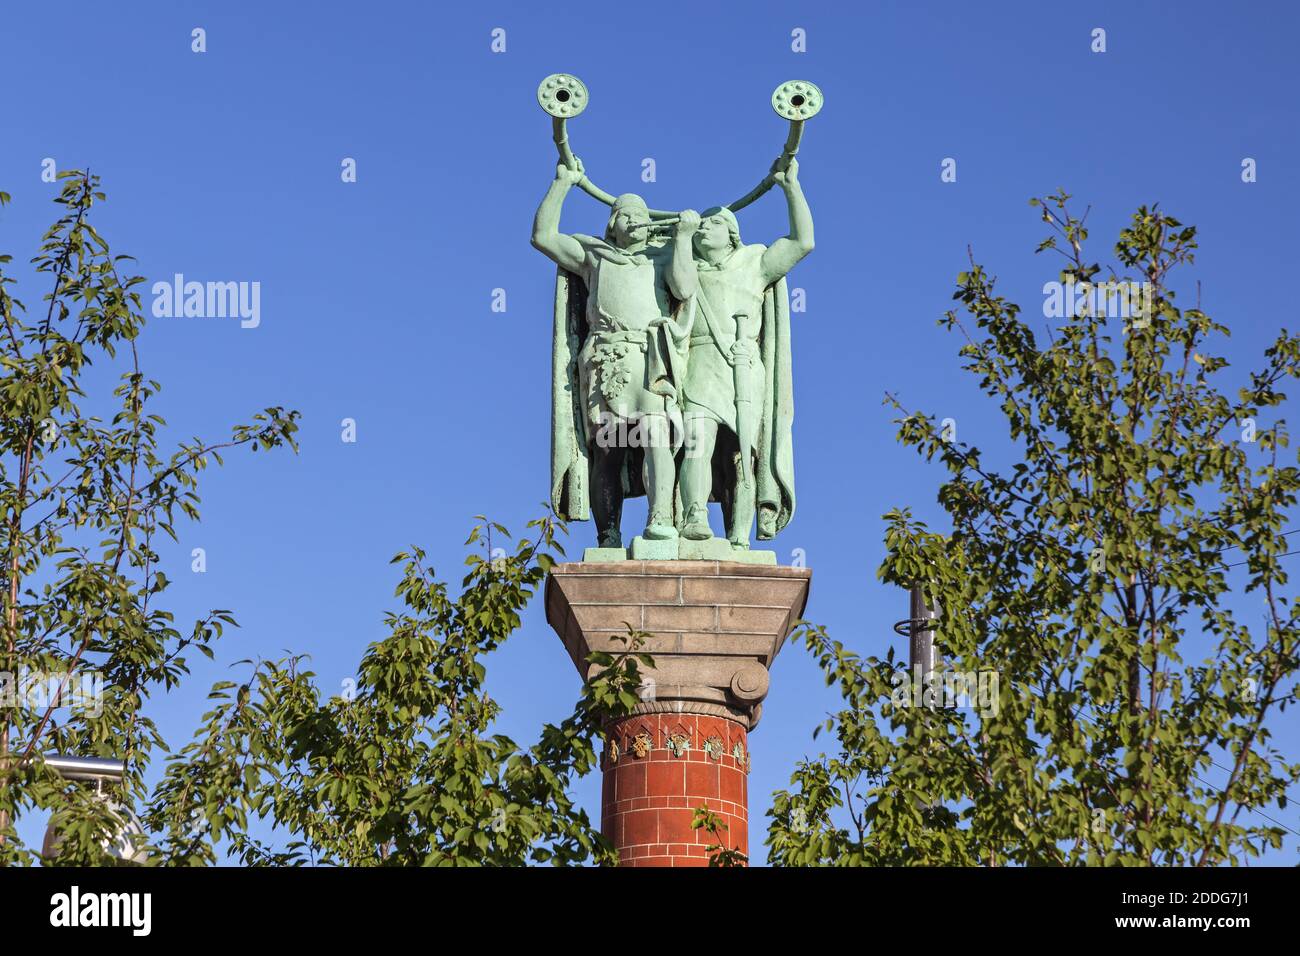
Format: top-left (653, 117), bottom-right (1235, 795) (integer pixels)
top-left (545, 560), bottom-right (811, 730)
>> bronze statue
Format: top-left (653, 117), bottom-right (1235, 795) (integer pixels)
top-left (532, 74), bottom-right (821, 558)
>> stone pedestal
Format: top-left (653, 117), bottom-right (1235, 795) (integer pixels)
top-left (545, 559), bottom-right (811, 866)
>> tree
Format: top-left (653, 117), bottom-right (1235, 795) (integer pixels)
top-left (692, 805), bottom-right (748, 867)
top-left (768, 192), bottom-right (1300, 866)
top-left (144, 514), bottom-right (649, 866)
top-left (0, 171), bottom-right (300, 864)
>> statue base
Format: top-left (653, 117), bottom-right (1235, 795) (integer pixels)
top-left (584, 537), bottom-right (776, 565)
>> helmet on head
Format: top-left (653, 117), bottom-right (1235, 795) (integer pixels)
top-left (605, 194), bottom-right (650, 242)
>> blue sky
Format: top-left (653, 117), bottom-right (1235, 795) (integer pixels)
top-left (2, 0), bottom-right (1297, 863)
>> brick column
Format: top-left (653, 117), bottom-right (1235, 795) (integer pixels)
top-left (601, 713), bottom-right (749, 866)
top-left (545, 560), bottom-right (810, 867)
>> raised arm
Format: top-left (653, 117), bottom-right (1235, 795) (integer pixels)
top-left (760, 157), bottom-right (815, 287)
top-left (531, 160), bottom-right (587, 274)
top-left (667, 208), bottom-right (700, 302)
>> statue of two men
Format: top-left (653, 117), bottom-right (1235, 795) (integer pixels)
top-left (533, 156), bottom-right (813, 551)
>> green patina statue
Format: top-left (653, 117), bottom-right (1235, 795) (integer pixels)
top-left (532, 75), bottom-right (820, 558)
top-left (532, 169), bottom-right (699, 548)
top-left (681, 167), bottom-right (811, 549)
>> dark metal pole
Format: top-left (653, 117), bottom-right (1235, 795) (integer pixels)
top-left (909, 584), bottom-right (940, 679)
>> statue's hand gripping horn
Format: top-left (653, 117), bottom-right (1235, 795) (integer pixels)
top-left (537, 74), bottom-right (823, 229)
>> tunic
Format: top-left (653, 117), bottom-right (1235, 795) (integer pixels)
top-left (684, 243), bottom-right (769, 447)
top-left (576, 244), bottom-right (675, 424)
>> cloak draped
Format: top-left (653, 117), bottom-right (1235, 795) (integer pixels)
top-left (551, 264), bottom-right (592, 520)
top-left (755, 274), bottom-right (796, 537)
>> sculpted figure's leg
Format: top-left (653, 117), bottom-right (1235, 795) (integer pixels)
top-left (640, 413), bottom-right (677, 540)
top-left (590, 443), bottom-right (627, 549)
top-left (680, 415), bottom-right (717, 540)
top-left (727, 443), bottom-right (756, 549)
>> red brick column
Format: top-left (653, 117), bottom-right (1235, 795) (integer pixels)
top-left (545, 560), bottom-right (810, 868)
top-left (601, 713), bottom-right (749, 867)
